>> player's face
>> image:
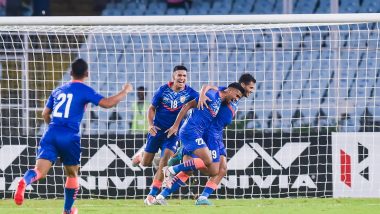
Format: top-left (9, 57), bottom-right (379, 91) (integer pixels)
top-left (241, 81), bottom-right (256, 97)
top-left (226, 88), bottom-right (243, 103)
top-left (172, 69), bottom-right (187, 90)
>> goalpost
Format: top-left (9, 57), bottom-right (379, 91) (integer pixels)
top-left (0, 14), bottom-right (380, 199)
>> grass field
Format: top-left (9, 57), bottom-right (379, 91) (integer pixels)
top-left (1, 198), bottom-right (379, 214)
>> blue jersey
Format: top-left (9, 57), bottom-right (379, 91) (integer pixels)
top-left (151, 82), bottom-right (198, 130)
top-left (179, 89), bottom-right (223, 140)
top-left (46, 81), bottom-right (104, 133)
top-left (203, 86), bottom-right (238, 142)
top-left (203, 101), bottom-right (238, 143)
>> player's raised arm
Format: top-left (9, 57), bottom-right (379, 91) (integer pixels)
top-left (98, 83), bottom-right (133, 109)
top-left (198, 84), bottom-right (218, 110)
top-left (147, 104), bottom-right (160, 136)
top-left (165, 99), bottom-right (197, 138)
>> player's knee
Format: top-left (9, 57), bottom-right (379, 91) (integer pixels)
top-left (160, 155), bottom-right (170, 164)
top-left (203, 158), bottom-right (213, 168)
top-left (38, 172), bottom-right (47, 179)
top-left (34, 168), bottom-right (47, 179)
top-left (65, 167), bottom-right (79, 177)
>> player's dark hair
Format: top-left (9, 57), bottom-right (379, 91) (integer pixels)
top-left (71, 58), bottom-right (88, 79)
top-left (228, 82), bottom-right (246, 96)
top-left (137, 86), bottom-right (145, 91)
top-left (239, 73), bottom-right (256, 84)
top-left (173, 65), bottom-right (188, 73)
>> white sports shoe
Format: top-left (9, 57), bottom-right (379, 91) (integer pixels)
top-left (144, 195), bottom-right (155, 206)
top-left (153, 194), bottom-right (168, 206)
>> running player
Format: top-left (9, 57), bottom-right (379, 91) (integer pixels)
top-left (140, 65), bottom-right (199, 205)
top-left (196, 74), bottom-right (256, 205)
top-left (157, 74), bottom-right (256, 205)
top-left (154, 83), bottom-right (245, 205)
top-left (14, 59), bottom-right (132, 214)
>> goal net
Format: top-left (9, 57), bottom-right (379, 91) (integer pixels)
top-left (1, 17), bottom-right (380, 199)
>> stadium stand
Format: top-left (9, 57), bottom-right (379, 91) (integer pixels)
top-left (31, 0), bottom-right (380, 134)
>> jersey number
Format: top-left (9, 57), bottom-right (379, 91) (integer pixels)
top-left (52, 93), bottom-right (73, 118)
top-left (211, 150), bottom-right (217, 159)
top-left (171, 100), bottom-right (178, 108)
top-left (195, 138), bottom-right (205, 146)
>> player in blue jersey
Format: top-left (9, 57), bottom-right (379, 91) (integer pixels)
top-left (138, 65), bottom-right (199, 205)
top-left (156, 74), bottom-right (256, 205)
top-left (195, 74), bottom-right (256, 205)
top-left (14, 59), bottom-right (133, 214)
top-left (153, 83), bottom-right (245, 205)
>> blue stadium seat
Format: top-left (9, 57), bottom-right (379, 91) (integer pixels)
top-left (124, 9), bottom-right (145, 15)
top-left (293, 0), bottom-right (317, 14)
top-left (166, 8), bottom-right (187, 15)
top-left (316, 0), bottom-right (330, 13)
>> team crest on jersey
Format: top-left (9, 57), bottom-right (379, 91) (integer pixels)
top-left (180, 96), bottom-right (186, 103)
top-left (163, 97), bottom-right (169, 101)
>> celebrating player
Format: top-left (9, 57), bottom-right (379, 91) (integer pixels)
top-left (195, 74), bottom-right (256, 205)
top-left (155, 74), bottom-right (256, 205)
top-left (154, 82), bottom-right (245, 205)
top-left (13, 59), bottom-right (132, 214)
top-left (139, 65), bottom-right (199, 205)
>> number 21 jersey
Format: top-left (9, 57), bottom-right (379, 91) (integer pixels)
top-left (45, 81), bottom-right (104, 133)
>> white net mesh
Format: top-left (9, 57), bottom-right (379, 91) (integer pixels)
top-left (0, 22), bottom-right (379, 199)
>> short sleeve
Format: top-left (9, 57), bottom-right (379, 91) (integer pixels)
top-left (195, 96), bottom-right (200, 104)
top-left (189, 88), bottom-right (199, 100)
top-left (87, 87), bottom-right (104, 106)
top-left (151, 86), bottom-right (164, 108)
top-left (45, 94), bottom-right (54, 109)
top-left (204, 89), bottom-right (217, 104)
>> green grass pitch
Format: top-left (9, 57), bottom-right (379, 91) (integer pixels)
top-left (1, 198), bottom-right (379, 213)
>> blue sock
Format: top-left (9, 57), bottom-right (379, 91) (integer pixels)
top-left (23, 169), bottom-right (38, 185)
top-left (173, 158), bottom-right (203, 174)
top-left (64, 188), bottom-right (77, 212)
top-left (161, 177), bottom-right (185, 198)
top-left (148, 180), bottom-right (162, 196)
top-left (148, 186), bottom-right (160, 196)
top-left (160, 187), bottom-right (172, 198)
top-left (201, 186), bottom-right (215, 198)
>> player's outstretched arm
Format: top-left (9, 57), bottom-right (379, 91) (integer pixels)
top-left (198, 84), bottom-right (218, 110)
top-left (98, 83), bottom-right (132, 109)
top-left (147, 105), bottom-right (160, 136)
top-left (41, 107), bottom-right (52, 124)
top-left (165, 99), bottom-right (197, 138)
